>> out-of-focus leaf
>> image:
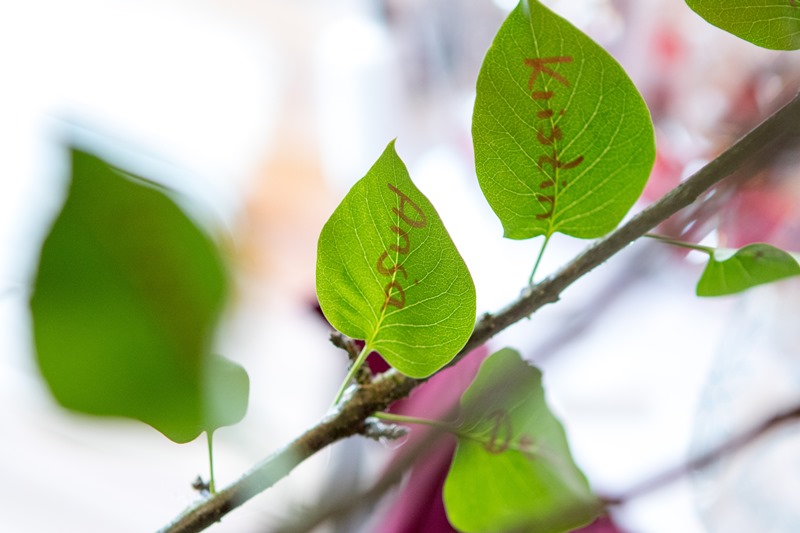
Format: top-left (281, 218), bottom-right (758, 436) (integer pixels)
top-left (444, 348), bottom-right (599, 533)
top-left (30, 148), bottom-right (248, 443)
top-left (686, 0), bottom-right (800, 50)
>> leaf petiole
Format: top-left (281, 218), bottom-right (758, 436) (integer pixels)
top-left (644, 233), bottom-right (714, 254)
top-left (206, 431), bottom-right (216, 494)
top-left (372, 411), bottom-right (462, 435)
top-left (529, 233), bottom-right (551, 285)
top-left (331, 344), bottom-right (371, 407)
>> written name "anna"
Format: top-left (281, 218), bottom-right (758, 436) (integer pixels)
top-left (375, 184), bottom-right (427, 310)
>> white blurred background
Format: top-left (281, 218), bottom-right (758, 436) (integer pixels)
top-left (2, 0), bottom-right (800, 531)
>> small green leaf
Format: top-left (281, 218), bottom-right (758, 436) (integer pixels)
top-left (473, 0), bottom-right (655, 240)
top-left (316, 141), bottom-right (476, 379)
top-left (697, 243), bottom-right (800, 296)
top-left (30, 148), bottom-right (248, 443)
top-left (686, 0), bottom-right (800, 50)
top-left (205, 355), bottom-right (250, 432)
top-left (444, 348), bottom-right (598, 533)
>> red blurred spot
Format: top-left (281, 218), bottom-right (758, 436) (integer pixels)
top-left (652, 29), bottom-right (683, 65)
top-left (641, 142), bottom-right (683, 203)
top-left (719, 186), bottom-right (796, 248)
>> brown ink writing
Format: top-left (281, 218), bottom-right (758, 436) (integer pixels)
top-left (481, 409), bottom-right (537, 459)
top-left (483, 409), bottom-right (513, 454)
top-left (524, 55), bottom-right (585, 220)
top-left (525, 56), bottom-right (572, 91)
top-left (376, 184), bottom-right (427, 310)
top-left (388, 184), bottom-right (427, 228)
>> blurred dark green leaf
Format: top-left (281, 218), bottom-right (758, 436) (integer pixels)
top-left (444, 348), bottom-right (598, 533)
top-left (30, 148), bottom-right (248, 443)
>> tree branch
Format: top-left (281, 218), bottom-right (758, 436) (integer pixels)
top-left (275, 375), bottom-right (800, 533)
top-left (158, 371), bottom-right (418, 533)
top-left (602, 404), bottom-right (800, 507)
top-left (274, 417), bottom-right (454, 533)
top-left (160, 91), bottom-right (800, 533)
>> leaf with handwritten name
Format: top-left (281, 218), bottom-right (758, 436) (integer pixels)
top-left (444, 348), bottom-right (599, 533)
top-left (316, 141), bottom-right (476, 378)
top-left (30, 148), bottom-right (248, 443)
top-left (473, 0), bottom-right (655, 241)
top-left (697, 243), bottom-right (800, 296)
top-left (686, 0), bottom-right (800, 50)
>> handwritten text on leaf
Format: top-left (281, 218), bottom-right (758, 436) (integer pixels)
top-left (316, 141), bottom-right (476, 379)
top-left (472, 0), bottom-right (655, 240)
top-left (443, 348), bottom-right (599, 533)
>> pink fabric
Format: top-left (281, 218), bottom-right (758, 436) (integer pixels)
top-left (378, 347), bottom-right (486, 533)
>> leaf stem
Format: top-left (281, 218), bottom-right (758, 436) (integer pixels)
top-left (372, 411), bottom-right (460, 434)
top-left (644, 233), bottom-right (714, 255)
top-left (529, 234), bottom-right (552, 285)
top-left (206, 431), bottom-right (216, 494)
top-left (374, 412), bottom-right (498, 450)
top-left (331, 344), bottom-right (371, 406)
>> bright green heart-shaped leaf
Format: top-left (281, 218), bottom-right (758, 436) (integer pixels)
top-left (316, 141), bottom-right (476, 379)
top-left (30, 148), bottom-right (248, 443)
top-left (473, 0), bottom-right (655, 240)
top-left (444, 348), bottom-right (599, 533)
top-left (697, 243), bottom-right (800, 296)
top-left (686, 0), bottom-right (800, 50)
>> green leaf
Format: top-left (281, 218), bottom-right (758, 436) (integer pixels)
top-left (205, 355), bottom-right (250, 432)
top-left (697, 243), bottom-right (800, 296)
top-left (685, 0), bottom-right (800, 50)
top-left (30, 148), bottom-right (248, 443)
top-left (316, 141), bottom-right (476, 379)
top-left (444, 348), bottom-right (599, 533)
top-left (473, 0), bottom-right (655, 240)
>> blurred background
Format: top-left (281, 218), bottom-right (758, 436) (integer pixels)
top-left (2, 0), bottom-right (800, 531)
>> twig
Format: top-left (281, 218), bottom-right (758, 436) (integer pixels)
top-left (275, 378), bottom-right (800, 533)
top-left (159, 92), bottom-right (800, 533)
top-left (158, 371), bottom-right (418, 533)
top-left (329, 332), bottom-right (360, 362)
top-left (329, 333), bottom-right (372, 385)
top-left (361, 418), bottom-right (409, 442)
top-left (603, 404), bottom-right (800, 506)
top-left (273, 417), bottom-right (454, 533)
